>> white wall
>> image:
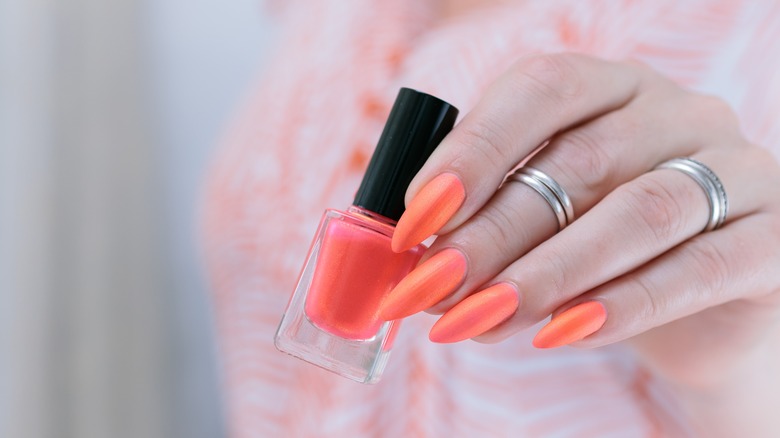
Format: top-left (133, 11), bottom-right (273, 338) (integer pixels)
top-left (143, 1), bottom-right (275, 437)
top-left (0, 0), bottom-right (275, 436)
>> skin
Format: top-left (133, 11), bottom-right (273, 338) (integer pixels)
top-left (403, 53), bottom-right (780, 436)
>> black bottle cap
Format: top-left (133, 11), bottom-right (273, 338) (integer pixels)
top-left (353, 88), bottom-right (459, 221)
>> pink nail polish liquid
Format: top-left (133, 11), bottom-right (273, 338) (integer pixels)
top-left (304, 207), bottom-right (423, 341)
top-left (275, 88), bottom-right (458, 383)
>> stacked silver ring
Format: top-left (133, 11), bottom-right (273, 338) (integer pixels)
top-left (507, 167), bottom-right (574, 231)
top-left (654, 157), bottom-right (728, 232)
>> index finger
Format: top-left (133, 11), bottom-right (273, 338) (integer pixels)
top-left (391, 54), bottom-right (645, 253)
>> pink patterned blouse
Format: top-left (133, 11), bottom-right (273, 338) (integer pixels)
top-left (203, 1), bottom-right (780, 436)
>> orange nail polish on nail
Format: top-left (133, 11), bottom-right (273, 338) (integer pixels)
top-left (379, 248), bottom-right (467, 321)
top-left (391, 173), bottom-right (465, 253)
top-left (532, 301), bottom-right (607, 349)
top-left (429, 283), bottom-right (519, 343)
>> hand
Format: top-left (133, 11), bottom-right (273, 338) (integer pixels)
top-left (378, 53), bottom-right (780, 435)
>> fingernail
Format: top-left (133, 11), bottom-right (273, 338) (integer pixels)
top-left (429, 283), bottom-right (519, 343)
top-left (391, 173), bottom-right (465, 253)
top-left (532, 301), bottom-right (607, 349)
top-left (379, 248), bottom-right (467, 321)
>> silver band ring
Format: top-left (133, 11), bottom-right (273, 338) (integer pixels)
top-left (522, 167), bottom-right (575, 226)
top-left (654, 157), bottom-right (728, 232)
top-left (506, 167), bottom-right (574, 231)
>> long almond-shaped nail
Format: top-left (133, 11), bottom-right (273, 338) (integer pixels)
top-left (532, 301), bottom-right (607, 349)
top-left (391, 173), bottom-right (465, 253)
top-left (379, 248), bottom-right (467, 320)
top-left (429, 283), bottom-right (519, 343)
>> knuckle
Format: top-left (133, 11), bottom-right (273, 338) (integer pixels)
top-left (748, 146), bottom-right (780, 191)
top-left (456, 117), bottom-right (513, 169)
top-left (750, 145), bottom-right (779, 169)
top-left (620, 58), bottom-right (670, 89)
top-left (686, 94), bottom-right (743, 141)
top-left (549, 257), bottom-right (571, 298)
top-left (511, 53), bottom-right (585, 102)
top-left (684, 237), bottom-right (732, 296)
top-left (621, 58), bottom-right (655, 79)
top-left (532, 251), bottom-right (571, 299)
top-left (628, 275), bottom-right (662, 321)
top-left (700, 95), bottom-right (739, 123)
top-left (471, 204), bottom-right (519, 261)
top-left (547, 126), bottom-right (618, 193)
top-left (623, 177), bottom-right (687, 243)
top-left (620, 58), bottom-right (655, 73)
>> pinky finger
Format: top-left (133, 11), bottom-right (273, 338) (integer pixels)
top-left (533, 213), bottom-right (780, 349)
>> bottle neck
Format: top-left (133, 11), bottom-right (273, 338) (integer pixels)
top-left (347, 206), bottom-right (398, 227)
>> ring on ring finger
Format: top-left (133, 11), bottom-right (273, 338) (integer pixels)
top-left (654, 157), bottom-right (728, 232)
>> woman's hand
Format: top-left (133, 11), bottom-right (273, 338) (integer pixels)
top-left (378, 53), bottom-right (780, 435)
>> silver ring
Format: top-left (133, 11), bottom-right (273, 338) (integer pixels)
top-left (506, 167), bottom-right (574, 231)
top-left (654, 157), bottom-right (728, 232)
top-left (522, 167), bottom-right (575, 226)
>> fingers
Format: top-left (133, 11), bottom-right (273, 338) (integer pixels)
top-left (379, 88), bottom-right (739, 321)
top-left (474, 151), bottom-right (757, 341)
top-left (379, 52), bottom-right (779, 351)
top-left (422, 91), bottom-right (737, 314)
top-left (437, 146), bottom-right (775, 344)
top-left (391, 54), bottom-right (643, 252)
top-left (538, 212), bottom-right (780, 349)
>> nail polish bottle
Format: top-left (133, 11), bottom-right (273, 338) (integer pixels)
top-left (275, 88), bottom-right (458, 384)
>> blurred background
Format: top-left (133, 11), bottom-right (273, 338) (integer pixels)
top-left (0, 1), bottom-right (274, 437)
